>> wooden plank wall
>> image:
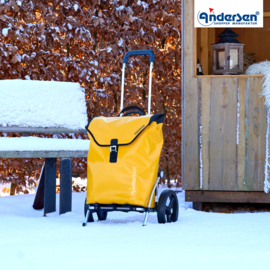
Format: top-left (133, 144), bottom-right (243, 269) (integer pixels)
top-left (200, 78), bottom-right (211, 190)
top-left (209, 78), bottom-right (237, 190)
top-left (199, 76), bottom-right (266, 191)
top-left (237, 78), bottom-right (247, 190)
top-left (183, 0), bottom-right (267, 192)
top-left (246, 78), bottom-right (266, 191)
top-left (183, 0), bottom-right (200, 190)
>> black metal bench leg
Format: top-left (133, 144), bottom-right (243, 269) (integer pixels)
top-left (33, 164), bottom-right (45, 210)
top-left (44, 158), bottom-right (57, 216)
top-left (60, 158), bottom-right (72, 215)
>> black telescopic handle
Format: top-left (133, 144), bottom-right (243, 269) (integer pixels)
top-left (123, 50), bottom-right (155, 64)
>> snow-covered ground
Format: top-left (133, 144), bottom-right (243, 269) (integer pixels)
top-left (1, 190), bottom-right (270, 270)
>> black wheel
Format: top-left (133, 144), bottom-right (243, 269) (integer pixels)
top-left (84, 199), bottom-right (94, 222)
top-left (157, 190), bottom-right (179, 224)
top-left (97, 210), bottom-right (107, 221)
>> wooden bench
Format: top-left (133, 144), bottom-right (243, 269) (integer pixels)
top-left (0, 80), bottom-right (89, 215)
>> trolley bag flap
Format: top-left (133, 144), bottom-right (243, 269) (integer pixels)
top-left (86, 114), bottom-right (165, 147)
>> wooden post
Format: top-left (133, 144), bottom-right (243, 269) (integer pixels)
top-left (200, 28), bottom-right (209, 75)
top-left (208, 28), bottom-right (215, 75)
top-left (59, 158), bottom-right (73, 214)
top-left (183, 0), bottom-right (200, 190)
top-left (193, 202), bottom-right (204, 211)
top-left (44, 158), bottom-right (57, 216)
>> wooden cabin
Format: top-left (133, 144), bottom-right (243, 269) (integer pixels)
top-left (182, 0), bottom-right (270, 208)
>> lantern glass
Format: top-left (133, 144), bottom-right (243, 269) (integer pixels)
top-left (229, 49), bottom-right (239, 70)
top-left (216, 49), bottom-right (226, 70)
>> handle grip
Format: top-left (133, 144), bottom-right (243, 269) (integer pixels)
top-left (123, 110), bottom-right (145, 116)
top-left (118, 106), bottom-right (145, 116)
top-left (123, 50), bottom-right (155, 64)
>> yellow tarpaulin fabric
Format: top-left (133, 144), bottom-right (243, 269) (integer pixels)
top-left (86, 114), bottom-right (165, 208)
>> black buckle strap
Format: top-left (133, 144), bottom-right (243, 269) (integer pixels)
top-left (110, 139), bottom-right (118, 163)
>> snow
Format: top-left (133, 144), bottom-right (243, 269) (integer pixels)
top-left (236, 87), bottom-right (240, 145)
top-left (74, 4), bottom-right (79, 11)
top-left (264, 109), bottom-right (270, 193)
top-left (0, 80), bottom-right (88, 130)
top-left (199, 87), bottom-right (203, 189)
top-left (246, 64), bottom-right (270, 192)
top-left (137, 1), bottom-right (149, 9)
top-left (2, 28), bottom-right (9, 37)
top-left (0, 137), bottom-right (90, 151)
top-left (246, 61), bottom-right (270, 107)
top-left (118, 38), bottom-right (123, 47)
top-left (199, 126), bottom-right (203, 189)
top-left (1, 190), bottom-right (270, 269)
top-left (116, 5), bottom-right (125, 11)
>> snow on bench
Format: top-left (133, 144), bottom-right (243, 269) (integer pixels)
top-left (0, 80), bottom-right (88, 133)
top-left (0, 80), bottom-right (90, 157)
top-left (0, 80), bottom-right (90, 215)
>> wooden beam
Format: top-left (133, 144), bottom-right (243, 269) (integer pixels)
top-left (200, 77), bottom-right (211, 190)
top-left (200, 28), bottom-right (209, 75)
top-left (0, 126), bottom-right (87, 133)
top-left (183, 0), bottom-right (200, 190)
top-left (237, 78), bottom-right (247, 191)
top-left (186, 190), bottom-right (270, 203)
top-left (264, 12), bottom-right (270, 17)
top-left (208, 28), bottom-right (215, 75)
top-left (196, 28), bottom-right (200, 66)
top-left (193, 202), bottom-right (203, 211)
top-left (246, 77), bottom-right (266, 191)
top-left (193, 25), bottom-right (197, 76)
top-left (0, 150), bottom-right (88, 158)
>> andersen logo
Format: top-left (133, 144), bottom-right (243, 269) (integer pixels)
top-left (197, 8), bottom-right (260, 27)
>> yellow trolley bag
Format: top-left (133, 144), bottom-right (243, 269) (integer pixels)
top-left (83, 50), bottom-right (179, 226)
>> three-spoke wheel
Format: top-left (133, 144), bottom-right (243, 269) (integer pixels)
top-left (84, 199), bottom-right (108, 222)
top-left (157, 190), bottom-right (179, 223)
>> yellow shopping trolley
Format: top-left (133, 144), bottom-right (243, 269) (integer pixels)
top-left (83, 50), bottom-right (179, 226)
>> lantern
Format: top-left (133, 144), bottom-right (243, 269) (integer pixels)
top-left (211, 28), bottom-right (244, 75)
